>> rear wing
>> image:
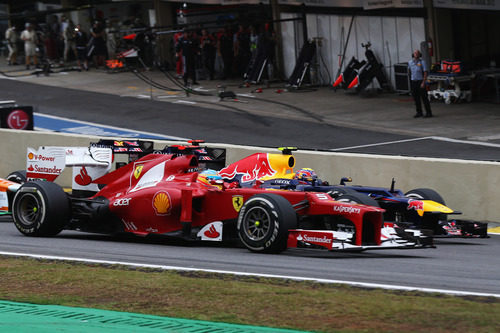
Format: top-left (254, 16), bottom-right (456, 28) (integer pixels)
top-left (26, 146), bottom-right (113, 192)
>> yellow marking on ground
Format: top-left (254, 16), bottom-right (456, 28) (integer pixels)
top-left (166, 91), bottom-right (180, 95)
top-left (127, 86), bottom-right (139, 90)
top-left (488, 226), bottom-right (500, 234)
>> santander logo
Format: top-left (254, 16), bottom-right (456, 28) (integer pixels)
top-left (204, 224), bottom-right (220, 239)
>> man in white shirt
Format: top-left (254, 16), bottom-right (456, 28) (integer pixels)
top-left (5, 25), bottom-right (18, 65)
top-left (20, 23), bottom-right (38, 70)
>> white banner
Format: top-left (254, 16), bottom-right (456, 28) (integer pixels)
top-left (433, 0), bottom-right (500, 10)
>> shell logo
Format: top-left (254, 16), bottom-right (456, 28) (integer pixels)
top-left (153, 191), bottom-right (171, 216)
top-left (28, 152), bottom-right (34, 160)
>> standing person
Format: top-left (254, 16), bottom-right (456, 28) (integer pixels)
top-left (74, 24), bottom-right (89, 70)
top-left (200, 29), bottom-right (216, 80)
top-left (5, 25), bottom-right (18, 65)
top-left (218, 26), bottom-right (233, 80)
top-left (173, 31), bottom-right (184, 78)
top-left (20, 23), bottom-right (38, 70)
top-left (176, 30), bottom-right (199, 86)
top-left (90, 20), bottom-right (106, 69)
top-left (63, 20), bottom-right (78, 63)
top-left (408, 49), bottom-right (432, 118)
top-left (233, 25), bottom-right (250, 78)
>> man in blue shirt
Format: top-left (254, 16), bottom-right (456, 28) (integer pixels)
top-left (408, 50), bottom-right (432, 118)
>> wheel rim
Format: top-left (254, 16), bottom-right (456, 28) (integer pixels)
top-left (16, 193), bottom-right (42, 227)
top-left (243, 206), bottom-right (271, 241)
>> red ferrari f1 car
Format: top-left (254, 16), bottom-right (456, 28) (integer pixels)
top-left (2, 143), bottom-right (432, 254)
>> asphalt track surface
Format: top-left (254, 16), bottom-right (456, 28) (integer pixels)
top-left (0, 221), bottom-right (498, 296)
top-left (2, 80), bottom-right (500, 161)
top-left (1, 80), bottom-right (499, 297)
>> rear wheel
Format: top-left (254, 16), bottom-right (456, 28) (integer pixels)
top-left (335, 192), bottom-right (380, 207)
top-left (6, 170), bottom-right (27, 184)
top-left (237, 194), bottom-right (297, 254)
top-left (12, 181), bottom-right (70, 237)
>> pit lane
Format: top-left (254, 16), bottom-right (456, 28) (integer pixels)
top-left (0, 220), bottom-right (498, 297)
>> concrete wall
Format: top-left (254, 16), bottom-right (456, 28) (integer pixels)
top-left (2, 129), bottom-right (499, 223)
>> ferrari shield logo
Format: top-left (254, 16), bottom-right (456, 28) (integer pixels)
top-left (134, 165), bottom-right (144, 179)
top-left (232, 195), bottom-right (244, 212)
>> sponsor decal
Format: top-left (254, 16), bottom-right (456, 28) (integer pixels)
top-left (333, 205), bottom-right (361, 214)
top-left (114, 141), bottom-right (124, 146)
top-left (27, 164), bottom-right (62, 175)
top-left (204, 224), bottom-right (220, 238)
top-left (74, 166), bottom-right (92, 186)
top-left (145, 227), bottom-right (158, 233)
top-left (0, 190), bottom-right (8, 211)
top-left (273, 179), bottom-right (292, 185)
top-left (297, 233), bottom-right (333, 244)
top-left (7, 109), bottom-right (30, 130)
top-left (153, 191), bottom-right (171, 215)
top-left (232, 195), bottom-right (244, 212)
top-left (197, 222), bottom-right (223, 241)
top-left (134, 165), bottom-right (144, 179)
top-left (113, 198), bottom-right (131, 207)
top-left (219, 154), bottom-right (276, 183)
top-left (407, 199), bottom-right (424, 212)
top-left (28, 154), bottom-right (56, 162)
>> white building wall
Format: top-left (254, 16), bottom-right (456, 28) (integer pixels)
top-left (281, 13), bottom-right (426, 88)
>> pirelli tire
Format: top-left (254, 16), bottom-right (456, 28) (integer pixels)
top-left (335, 192), bottom-right (380, 207)
top-left (12, 181), bottom-right (70, 237)
top-left (405, 188), bottom-right (445, 205)
top-left (6, 170), bottom-right (27, 208)
top-left (405, 187), bottom-right (447, 223)
top-left (237, 194), bottom-right (297, 254)
top-left (6, 170), bottom-right (27, 184)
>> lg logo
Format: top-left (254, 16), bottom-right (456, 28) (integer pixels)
top-left (113, 198), bottom-right (131, 206)
top-left (7, 110), bottom-right (30, 130)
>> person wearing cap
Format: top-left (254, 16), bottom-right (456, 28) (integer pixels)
top-left (5, 25), bottom-right (18, 65)
top-left (408, 49), bottom-right (432, 118)
top-left (20, 23), bottom-right (38, 70)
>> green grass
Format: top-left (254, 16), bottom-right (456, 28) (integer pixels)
top-left (0, 256), bottom-right (499, 332)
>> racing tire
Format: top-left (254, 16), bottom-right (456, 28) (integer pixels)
top-left (335, 192), bottom-right (380, 207)
top-left (6, 170), bottom-right (27, 208)
top-left (405, 188), bottom-right (445, 205)
top-left (12, 181), bottom-right (70, 237)
top-left (405, 188), bottom-right (447, 226)
top-left (327, 186), bottom-right (360, 200)
top-left (6, 170), bottom-right (27, 184)
top-left (237, 193), bottom-right (297, 254)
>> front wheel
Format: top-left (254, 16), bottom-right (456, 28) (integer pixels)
top-left (12, 181), bottom-right (70, 237)
top-left (237, 194), bottom-right (297, 254)
top-left (405, 188), bottom-right (445, 205)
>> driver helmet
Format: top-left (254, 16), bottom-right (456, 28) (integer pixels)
top-left (294, 168), bottom-right (317, 183)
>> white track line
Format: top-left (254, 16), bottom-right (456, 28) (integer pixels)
top-left (1, 251), bottom-right (498, 298)
top-left (331, 136), bottom-right (500, 152)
